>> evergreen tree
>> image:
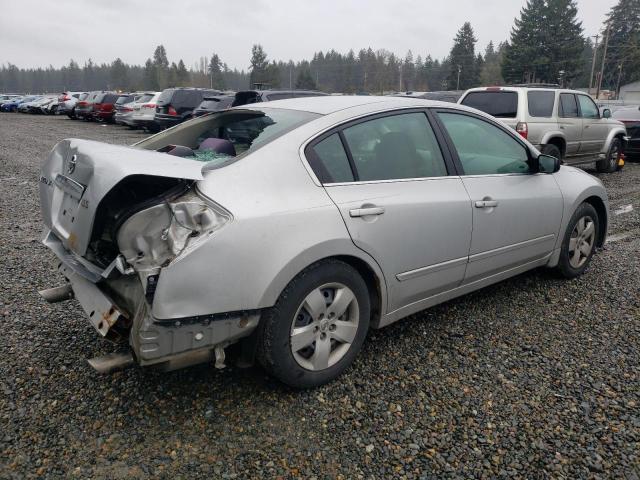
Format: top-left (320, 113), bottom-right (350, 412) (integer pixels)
top-left (110, 58), bottom-right (128, 90)
top-left (142, 58), bottom-right (158, 90)
top-left (208, 54), bottom-right (225, 89)
top-left (502, 0), bottom-right (584, 84)
top-left (176, 60), bottom-right (190, 87)
top-left (249, 44), bottom-right (269, 86)
top-left (447, 22), bottom-right (480, 90)
top-left (296, 67), bottom-right (317, 89)
top-left (481, 41), bottom-right (506, 85)
top-left (153, 45), bottom-right (169, 88)
top-left (601, 0), bottom-right (640, 90)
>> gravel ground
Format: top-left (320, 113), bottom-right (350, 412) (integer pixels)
top-left (1, 113), bottom-right (639, 479)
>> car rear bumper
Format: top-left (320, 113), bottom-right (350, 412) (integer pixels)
top-left (154, 114), bottom-right (183, 130)
top-left (40, 229), bottom-right (259, 367)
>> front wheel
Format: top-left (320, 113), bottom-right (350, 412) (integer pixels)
top-left (597, 138), bottom-right (622, 173)
top-left (257, 260), bottom-right (370, 388)
top-left (555, 202), bottom-right (599, 278)
top-left (541, 143), bottom-right (563, 163)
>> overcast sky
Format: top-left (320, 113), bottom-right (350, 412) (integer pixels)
top-left (0, 0), bottom-right (617, 71)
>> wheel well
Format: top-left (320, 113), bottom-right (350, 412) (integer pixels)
top-left (583, 196), bottom-right (607, 247)
top-left (546, 137), bottom-right (566, 157)
top-left (334, 255), bottom-right (383, 328)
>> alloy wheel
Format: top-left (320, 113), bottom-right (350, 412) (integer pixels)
top-left (568, 216), bottom-right (595, 268)
top-left (290, 283), bottom-right (360, 371)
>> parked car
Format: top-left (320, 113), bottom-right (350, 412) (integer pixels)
top-left (231, 89), bottom-right (328, 107)
top-left (154, 88), bottom-right (222, 130)
top-left (128, 92), bottom-right (161, 130)
top-left (18, 96), bottom-right (44, 113)
top-left (192, 94), bottom-right (235, 117)
top-left (391, 91), bottom-right (464, 103)
top-left (90, 92), bottom-right (119, 122)
top-left (114, 92), bottom-right (155, 126)
top-left (75, 91), bottom-right (103, 120)
top-left (41, 97), bottom-right (59, 115)
top-left (0, 94), bottom-right (20, 104)
top-left (57, 91), bottom-right (87, 117)
top-left (25, 96), bottom-right (57, 114)
top-left (1, 96), bottom-right (36, 112)
top-left (613, 107), bottom-right (640, 159)
top-left (38, 96), bottom-right (609, 388)
top-left (459, 86), bottom-right (628, 173)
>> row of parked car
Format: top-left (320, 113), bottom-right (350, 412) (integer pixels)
top-left (0, 88), bottom-right (329, 132)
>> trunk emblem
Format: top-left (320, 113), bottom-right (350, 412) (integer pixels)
top-left (67, 155), bottom-right (77, 174)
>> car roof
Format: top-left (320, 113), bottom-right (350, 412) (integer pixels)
top-left (242, 95), bottom-right (454, 115)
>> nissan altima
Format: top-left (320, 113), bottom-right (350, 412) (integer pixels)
top-left (38, 96), bottom-right (609, 388)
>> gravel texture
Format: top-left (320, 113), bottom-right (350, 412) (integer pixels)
top-left (1, 113), bottom-right (639, 479)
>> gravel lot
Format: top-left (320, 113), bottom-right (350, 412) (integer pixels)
top-left (1, 113), bottom-right (639, 479)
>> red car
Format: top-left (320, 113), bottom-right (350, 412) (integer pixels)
top-left (91, 92), bottom-right (120, 122)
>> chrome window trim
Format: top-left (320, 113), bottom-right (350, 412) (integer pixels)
top-left (323, 175), bottom-right (458, 187)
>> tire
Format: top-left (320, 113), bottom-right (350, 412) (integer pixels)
top-left (541, 143), bottom-right (562, 162)
top-left (256, 259), bottom-right (370, 388)
top-left (597, 138), bottom-right (622, 173)
top-left (555, 202), bottom-right (599, 279)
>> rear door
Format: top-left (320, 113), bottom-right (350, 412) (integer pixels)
top-left (306, 110), bottom-right (472, 313)
top-left (577, 94), bottom-right (608, 154)
top-left (434, 109), bottom-right (563, 283)
top-left (558, 93), bottom-right (582, 155)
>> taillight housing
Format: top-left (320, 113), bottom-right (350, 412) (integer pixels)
top-left (516, 122), bottom-right (528, 139)
top-left (168, 106), bottom-right (178, 116)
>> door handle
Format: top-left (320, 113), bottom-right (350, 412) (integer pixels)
top-left (475, 200), bottom-right (498, 208)
top-left (349, 206), bottom-right (385, 217)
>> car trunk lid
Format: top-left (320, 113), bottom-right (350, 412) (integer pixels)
top-left (39, 138), bottom-right (204, 257)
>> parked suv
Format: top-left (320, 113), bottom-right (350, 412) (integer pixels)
top-left (91, 92), bottom-right (119, 122)
top-left (57, 91), bottom-right (87, 117)
top-left (459, 86), bottom-right (628, 173)
top-left (154, 88), bottom-right (221, 130)
top-left (231, 89), bottom-right (327, 107)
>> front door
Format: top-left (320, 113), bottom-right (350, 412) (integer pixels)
top-left (434, 110), bottom-right (564, 283)
top-left (305, 111), bottom-right (473, 313)
top-left (577, 94), bottom-right (608, 154)
top-left (558, 93), bottom-right (582, 156)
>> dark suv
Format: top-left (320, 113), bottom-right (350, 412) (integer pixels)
top-left (154, 88), bottom-right (221, 130)
top-left (232, 89), bottom-right (327, 107)
top-left (192, 94), bottom-right (235, 117)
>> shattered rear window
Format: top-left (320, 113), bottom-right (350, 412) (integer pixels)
top-left (135, 107), bottom-right (321, 169)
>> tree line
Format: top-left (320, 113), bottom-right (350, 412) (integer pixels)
top-left (0, 0), bottom-right (637, 95)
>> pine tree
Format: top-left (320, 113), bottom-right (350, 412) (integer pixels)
top-left (249, 44), bottom-right (269, 86)
top-left (208, 54), bottom-right (225, 89)
top-left (296, 68), bottom-right (317, 90)
top-left (481, 41), bottom-right (506, 85)
top-left (153, 45), bottom-right (169, 89)
top-left (502, 0), bottom-right (584, 84)
top-left (601, 0), bottom-right (640, 90)
top-left (142, 58), bottom-right (158, 90)
top-left (176, 60), bottom-right (190, 87)
top-left (447, 22), bottom-right (480, 90)
top-left (110, 58), bottom-right (128, 90)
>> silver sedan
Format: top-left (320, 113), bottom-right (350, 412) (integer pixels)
top-left (38, 96), bottom-right (609, 388)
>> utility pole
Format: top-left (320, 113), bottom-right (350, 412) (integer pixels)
top-left (616, 63), bottom-right (624, 100)
top-left (589, 34), bottom-right (600, 95)
top-left (596, 23), bottom-right (610, 99)
top-left (456, 65), bottom-right (462, 91)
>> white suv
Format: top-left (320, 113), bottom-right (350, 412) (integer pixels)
top-left (459, 86), bottom-right (628, 173)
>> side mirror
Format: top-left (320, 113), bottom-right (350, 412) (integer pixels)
top-left (537, 154), bottom-right (561, 173)
top-left (603, 108), bottom-right (612, 118)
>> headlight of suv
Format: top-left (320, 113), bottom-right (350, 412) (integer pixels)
top-left (116, 190), bottom-right (231, 272)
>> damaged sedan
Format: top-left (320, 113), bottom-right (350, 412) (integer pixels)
top-left (39, 96), bottom-right (609, 388)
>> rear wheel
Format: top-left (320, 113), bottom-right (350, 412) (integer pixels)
top-left (542, 143), bottom-right (563, 163)
top-left (555, 202), bottom-right (599, 278)
top-left (257, 260), bottom-right (370, 388)
top-left (597, 138), bottom-right (622, 173)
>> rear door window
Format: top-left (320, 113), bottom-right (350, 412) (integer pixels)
top-left (559, 94), bottom-right (579, 118)
top-left (460, 91), bottom-right (518, 118)
top-left (342, 112), bottom-right (448, 181)
top-left (157, 89), bottom-right (175, 105)
top-left (527, 91), bottom-right (555, 117)
top-left (308, 134), bottom-right (355, 183)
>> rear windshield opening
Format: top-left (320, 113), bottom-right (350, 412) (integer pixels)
top-left (461, 91), bottom-right (518, 118)
top-left (135, 107), bottom-right (320, 169)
